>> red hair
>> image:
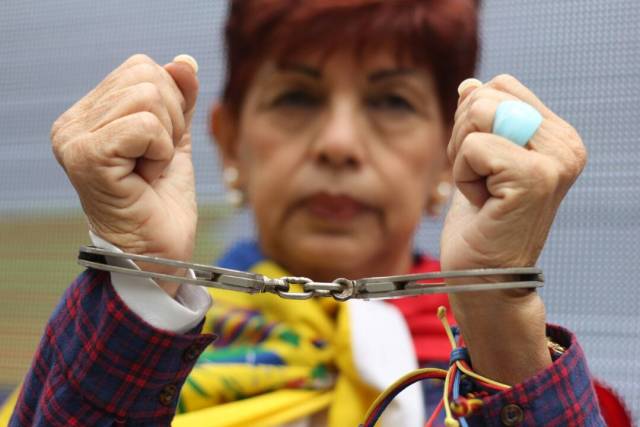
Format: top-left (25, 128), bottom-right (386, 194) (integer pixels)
top-left (221, 0), bottom-right (480, 124)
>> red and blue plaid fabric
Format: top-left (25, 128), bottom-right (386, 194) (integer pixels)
top-left (9, 268), bottom-right (605, 426)
top-left (468, 324), bottom-right (605, 426)
top-left (10, 269), bottom-right (216, 426)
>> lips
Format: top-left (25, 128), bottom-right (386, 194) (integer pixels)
top-left (303, 192), bottom-right (371, 222)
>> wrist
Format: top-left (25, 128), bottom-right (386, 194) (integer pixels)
top-left (88, 229), bottom-right (192, 299)
top-left (134, 261), bottom-right (186, 298)
top-left (449, 282), bottom-right (552, 384)
top-left (131, 246), bottom-right (193, 299)
top-left (111, 246), bottom-right (193, 299)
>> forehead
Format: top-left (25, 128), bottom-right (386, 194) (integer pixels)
top-left (257, 45), bottom-right (435, 87)
top-left (276, 41), bottom-right (421, 74)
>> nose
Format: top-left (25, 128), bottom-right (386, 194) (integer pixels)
top-left (312, 99), bottom-right (365, 171)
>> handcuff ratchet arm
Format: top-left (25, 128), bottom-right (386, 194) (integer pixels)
top-left (77, 246), bottom-right (285, 294)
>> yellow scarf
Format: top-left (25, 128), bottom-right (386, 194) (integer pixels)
top-left (174, 260), bottom-right (378, 426)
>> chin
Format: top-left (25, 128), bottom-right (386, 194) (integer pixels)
top-left (283, 232), bottom-right (374, 280)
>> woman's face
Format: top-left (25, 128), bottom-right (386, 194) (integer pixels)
top-left (214, 48), bottom-right (449, 280)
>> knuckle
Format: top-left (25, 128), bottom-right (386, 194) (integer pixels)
top-left (561, 151), bottom-right (587, 183)
top-left (92, 139), bottom-right (112, 164)
top-left (574, 143), bottom-right (588, 171)
top-left (559, 126), bottom-right (588, 179)
top-left (462, 131), bottom-right (483, 148)
top-left (132, 62), bottom-right (161, 82)
top-left (51, 115), bottom-right (74, 165)
top-left (491, 74), bottom-right (519, 90)
top-left (137, 111), bottom-right (163, 133)
top-left (456, 132), bottom-right (482, 159)
top-left (157, 137), bottom-right (175, 161)
top-left (136, 81), bottom-right (163, 109)
top-left (467, 97), bottom-right (491, 125)
top-left (468, 87), bottom-right (488, 103)
top-left (126, 53), bottom-right (154, 67)
top-left (50, 108), bottom-right (76, 143)
top-left (568, 129), bottom-right (587, 165)
top-left (50, 118), bottom-right (64, 145)
top-left (51, 140), bottom-right (64, 166)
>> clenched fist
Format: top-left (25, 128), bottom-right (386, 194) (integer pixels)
top-left (441, 74), bottom-right (586, 274)
top-left (440, 74), bottom-right (587, 384)
top-left (51, 54), bottom-right (200, 296)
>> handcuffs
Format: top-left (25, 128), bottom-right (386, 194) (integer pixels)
top-left (78, 245), bottom-right (543, 300)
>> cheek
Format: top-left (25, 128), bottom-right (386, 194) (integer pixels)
top-left (381, 136), bottom-right (446, 227)
top-left (386, 168), bottom-right (428, 227)
top-left (236, 109), bottom-right (309, 175)
top-left (236, 124), bottom-right (303, 225)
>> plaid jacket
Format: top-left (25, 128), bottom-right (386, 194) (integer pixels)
top-left (9, 269), bottom-right (605, 426)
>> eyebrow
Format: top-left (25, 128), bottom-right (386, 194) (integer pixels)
top-left (277, 62), bottom-right (322, 79)
top-left (368, 68), bottom-right (420, 82)
top-left (276, 63), bottom-right (420, 82)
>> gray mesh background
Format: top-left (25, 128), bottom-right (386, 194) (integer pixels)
top-left (0, 0), bottom-right (637, 420)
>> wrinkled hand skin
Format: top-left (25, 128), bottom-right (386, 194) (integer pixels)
top-left (441, 74), bottom-right (587, 384)
top-left (51, 54), bottom-right (200, 297)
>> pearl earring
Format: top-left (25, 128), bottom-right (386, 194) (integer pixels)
top-left (223, 167), bottom-right (244, 208)
top-left (436, 182), bottom-right (452, 199)
top-left (430, 182), bottom-right (453, 216)
top-left (223, 167), bottom-right (239, 186)
top-left (225, 189), bottom-right (244, 208)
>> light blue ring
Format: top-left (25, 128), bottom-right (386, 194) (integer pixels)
top-left (492, 100), bottom-right (543, 147)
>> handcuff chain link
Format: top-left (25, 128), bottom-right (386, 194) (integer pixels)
top-left (270, 277), bottom-right (354, 300)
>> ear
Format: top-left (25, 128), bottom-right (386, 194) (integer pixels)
top-left (425, 161), bottom-right (453, 217)
top-left (210, 103), bottom-right (240, 171)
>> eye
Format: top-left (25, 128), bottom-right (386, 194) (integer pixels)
top-left (367, 94), bottom-right (416, 113)
top-left (272, 89), bottom-right (320, 109)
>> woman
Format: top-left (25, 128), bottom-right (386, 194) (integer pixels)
top-left (3, 0), bottom-right (629, 426)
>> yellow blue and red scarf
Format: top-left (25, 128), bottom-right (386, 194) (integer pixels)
top-left (174, 240), bottom-right (380, 426)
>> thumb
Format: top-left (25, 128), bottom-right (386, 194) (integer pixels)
top-left (164, 54), bottom-right (200, 129)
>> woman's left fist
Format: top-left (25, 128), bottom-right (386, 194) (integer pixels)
top-left (440, 74), bottom-right (587, 272)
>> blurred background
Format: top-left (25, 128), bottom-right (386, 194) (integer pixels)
top-left (0, 0), bottom-right (638, 420)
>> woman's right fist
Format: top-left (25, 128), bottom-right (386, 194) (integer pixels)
top-left (51, 54), bottom-right (200, 293)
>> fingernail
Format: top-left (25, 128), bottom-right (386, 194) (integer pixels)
top-left (457, 78), bottom-right (483, 96)
top-left (173, 54), bottom-right (199, 74)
